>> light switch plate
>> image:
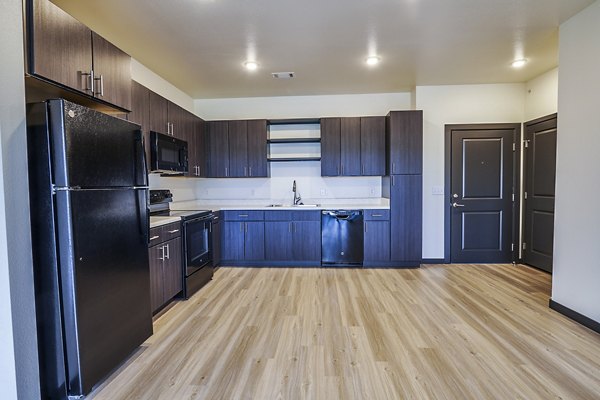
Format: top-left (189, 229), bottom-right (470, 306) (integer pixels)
top-left (320, 188), bottom-right (327, 196)
top-left (432, 185), bottom-right (444, 195)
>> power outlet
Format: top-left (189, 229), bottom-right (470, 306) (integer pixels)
top-left (370, 188), bottom-right (376, 195)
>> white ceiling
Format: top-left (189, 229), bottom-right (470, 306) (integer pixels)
top-left (52, 0), bottom-right (594, 99)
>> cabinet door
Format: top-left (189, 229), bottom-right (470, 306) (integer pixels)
top-left (247, 120), bottom-right (268, 177)
top-left (390, 175), bottom-right (422, 263)
top-left (244, 222), bottom-right (265, 260)
top-left (211, 218), bottom-right (221, 267)
top-left (341, 117), bottom-right (361, 176)
top-left (364, 221), bottom-right (390, 261)
top-left (167, 102), bottom-right (187, 140)
top-left (91, 32), bottom-right (131, 110)
top-left (388, 111), bottom-right (423, 174)
top-left (195, 118), bottom-right (207, 177)
top-left (222, 221), bottom-right (244, 260)
top-left (30, 0), bottom-right (93, 94)
top-left (207, 121), bottom-right (229, 178)
top-left (148, 245), bottom-right (165, 312)
top-left (162, 237), bottom-right (183, 302)
top-left (361, 117), bottom-right (386, 176)
top-left (265, 222), bottom-right (293, 261)
top-left (320, 118), bottom-right (341, 176)
top-left (228, 120), bottom-right (248, 177)
top-left (292, 221), bottom-right (321, 261)
top-left (130, 81), bottom-right (151, 166)
top-left (148, 90), bottom-right (169, 135)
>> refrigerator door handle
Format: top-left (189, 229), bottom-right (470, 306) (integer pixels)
top-left (135, 131), bottom-right (148, 187)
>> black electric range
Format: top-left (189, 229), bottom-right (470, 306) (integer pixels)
top-left (149, 189), bottom-right (214, 298)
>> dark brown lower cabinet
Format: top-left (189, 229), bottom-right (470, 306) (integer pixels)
top-left (148, 225), bottom-right (183, 313)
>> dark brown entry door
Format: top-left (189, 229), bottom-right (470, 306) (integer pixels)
top-left (523, 114), bottom-right (557, 273)
top-left (447, 124), bottom-right (519, 263)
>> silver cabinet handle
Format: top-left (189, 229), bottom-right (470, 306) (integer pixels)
top-left (452, 202), bottom-right (465, 208)
top-left (159, 245), bottom-right (165, 261)
top-left (94, 74), bottom-right (104, 97)
top-left (245, 222), bottom-right (248, 233)
top-left (341, 164), bottom-right (344, 175)
top-left (391, 175), bottom-right (395, 186)
top-left (392, 162), bottom-right (396, 174)
top-left (225, 167), bottom-right (228, 177)
top-left (365, 222), bottom-right (368, 233)
top-left (81, 71), bottom-right (94, 93)
top-left (244, 166), bottom-right (247, 177)
top-left (164, 243), bottom-right (170, 259)
top-left (249, 166), bottom-right (252, 176)
top-left (289, 222), bottom-right (292, 233)
top-left (240, 222), bottom-right (243, 232)
top-left (150, 235), bottom-right (160, 241)
top-left (167, 229), bottom-right (179, 234)
top-left (336, 165), bottom-right (340, 175)
top-left (372, 214), bottom-right (383, 217)
top-left (238, 214), bottom-right (249, 217)
top-left (362, 164), bottom-right (365, 175)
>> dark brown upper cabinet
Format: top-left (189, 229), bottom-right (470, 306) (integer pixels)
top-left (228, 120), bottom-right (249, 177)
top-left (247, 120), bottom-right (268, 177)
top-left (206, 120), bottom-right (268, 178)
top-left (28, 0), bottom-right (132, 111)
top-left (387, 110), bottom-right (423, 175)
top-left (148, 90), bottom-right (169, 135)
top-left (360, 116), bottom-right (386, 176)
top-left (129, 81), bottom-right (151, 166)
top-left (320, 118), bottom-right (341, 176)
top-left (321, 116), bottom-right (385, 177)
top-left (207, 121), bottom-right (230, 178)
top-left (341, 117), bottom-right (362, 176)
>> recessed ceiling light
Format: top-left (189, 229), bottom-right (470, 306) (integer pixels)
top-left (511, 59), bottom-right (528, 68)
top-left (366, 56), bottom-right (380, 66)
top-left (244, 61), bottom-right (258, 71)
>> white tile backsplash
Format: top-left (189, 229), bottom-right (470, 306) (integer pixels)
top-left (148, 163), bottom-right (382, 204)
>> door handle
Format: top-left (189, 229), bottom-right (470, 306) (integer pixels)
top-left (452, 202), bottom-right (465, 208)
top-left (167, 229), bottom-right (179, 234)
top-left (164, 243), bottom-right (170, 259)
top-left (159, 245), bottom-right (165, 261)
top-left (150, 235), bottom-right (160, 241)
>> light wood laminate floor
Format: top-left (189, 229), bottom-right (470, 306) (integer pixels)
top-left (89, 264), bottom-right (600, 399)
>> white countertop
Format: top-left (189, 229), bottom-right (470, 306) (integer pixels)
top-left (170, 198), bottom-right (390, 212)
top-left (149, 216), bottom-right (181, 228)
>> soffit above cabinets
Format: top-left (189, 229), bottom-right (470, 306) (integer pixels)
top-left (52, 0), bottom-right (594, 99)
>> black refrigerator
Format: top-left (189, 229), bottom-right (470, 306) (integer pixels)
top-left (27, 99), bottom-right (153, 399)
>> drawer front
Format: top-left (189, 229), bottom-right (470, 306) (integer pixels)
top-left (291, 211), bottom-right (320, 221)
top-left (148, 221), bottom-right (181, 247)
top-left (223, 210), bottom-right (265, 221)
top-left (149, 226), bottom-right (163, 247)
top-left (364, 209), bottom-right (390, 220)
top-left (264, 211), bottom-right (292, 221)
top-left (162, 222), bottom-right (182, 240)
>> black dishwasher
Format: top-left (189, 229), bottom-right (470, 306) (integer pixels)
top-left (321, 210), bottom-right (364, 267)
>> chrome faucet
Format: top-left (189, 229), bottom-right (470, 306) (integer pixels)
top-left (292, 180), bottom-right (302, 205)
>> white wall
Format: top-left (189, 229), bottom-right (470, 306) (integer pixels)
top-left (552, 1), bottom-right (600, 323)
top-left (131, 59), bottom-right (195, 113)
top-left (415, 84), bottom-right (525, 259)
top-left (195, 92), bottom-right (412, 120)
top-left (0, 0), bottom-right (40, 398)
top-left (524, 68), bottom-right (558, 121)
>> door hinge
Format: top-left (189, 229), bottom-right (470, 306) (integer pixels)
top-left (522, 242), bottom-right (527, 250)
top-left (512, 142), bottom-right (516, 152)
top-left (524, 191), bottom-right (528, 200)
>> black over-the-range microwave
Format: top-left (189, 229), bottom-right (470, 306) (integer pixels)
top-left (150, 131), bottom-right (188, 174)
